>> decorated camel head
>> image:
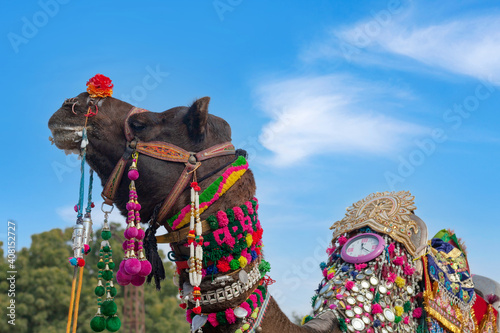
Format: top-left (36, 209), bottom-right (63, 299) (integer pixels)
top-left (49, 75), bottom-right (497, 333)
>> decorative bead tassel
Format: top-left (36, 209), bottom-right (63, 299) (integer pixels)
top-left (91, 214), bottom-right (120, 332)
top-left (188, 181), bottom-right (203, 316)
top-left (117, 152), bottom-right (151, 287)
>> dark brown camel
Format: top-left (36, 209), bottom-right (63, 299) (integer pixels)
top-left (49, 92), bottom-right (340, 333)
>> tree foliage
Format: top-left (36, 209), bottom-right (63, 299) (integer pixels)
top-left (0, 224), bottom-right (189, 332)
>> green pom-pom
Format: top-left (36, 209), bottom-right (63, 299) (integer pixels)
top-left (97, 261), bottom-right (105, 269)
top-left (102, 270), bottom-right (113, 281)
top-left (216, 311), bottom-right (227, 325)
top-left (102, 246), bottom-right (110, 252)
top-left (404, 301), bottom-right (411, 313)
top-left (338, 317), bottom-right (347, 331)
top-left (230, 259), bottom-right (240, 270)
top-left (372, 292), bottom-right (380, 304)
top-left (106, 316), bottom-right (121, 332)
top-left (101, 230), bottom-right (112, 240)
top-left (395, 316), bottom-right (402, 323)
top-left (108, 261), bottom-right (115, 269)
top-left (109, 286), bottom-right (117, 297)
top-left (259, 260), bottom-right (271, 277)
top-left (311, 294), bottom-right (318, 305)
top-left (207, 216), bottom-right (219, 230)
top-left (90, 315), bottom-right (106, 332)
top-left (101, 300), bottom-right (117, 316)
top-left (302, 315), bottom-right (313, 325)
top-left (94, 286), bottom-right (105, 297)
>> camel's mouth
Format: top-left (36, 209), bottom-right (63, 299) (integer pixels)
top-left (49, 125), bottom-right (84, 154)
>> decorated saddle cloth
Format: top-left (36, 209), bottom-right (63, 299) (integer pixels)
top-left (423, 234), bottom-right (477, 333)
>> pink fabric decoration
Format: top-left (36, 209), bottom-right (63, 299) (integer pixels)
top-left (372, 304), bottom-right (383, 314)
top-left (355, 263), bottom-right (367, 270)
top-left (404, 264), bottom-right (415, 276)
top-left (393, 256), bottom-right (404, 266)
top-left (186, 310), bottom-right (193, 324)
top-left (207, 313), bottom-right (219, 327)
top-left (216, 211), bottom-right (229, 227)
top-left (225, 308), bottom-right (236, 324)
top-left (388, 243), bottom-right (395, 255)
top-left (345, 280), bottom-right (355, 290)
top-left (403, 316), bottom-right (410, 324)
top-left (338, 236), bottom-right (348, 246)
top-left (233, 207), bottom-right (245, 221)
top-left (412, 307), bottom-right (422, 318)
top-left (388, 272), bottom-right (397, 283)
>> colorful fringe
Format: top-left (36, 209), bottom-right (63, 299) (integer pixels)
top-left (169, 156), bottom-right (249, 229)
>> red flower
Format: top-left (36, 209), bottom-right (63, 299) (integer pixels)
top-left (86, 74), bottom-right (113, 98)
top-left (217, 258), bottom-right (231, 273)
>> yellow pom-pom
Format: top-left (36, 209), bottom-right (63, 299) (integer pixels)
top-left (246, 234), bottom-right (253, 247)
top-left (239, 256), bottom-right (248, 268)
top-left (328, 267), bottom-right (336, 275)
top-left (395, 276), bottom-right (406, 288)
top-left (395, 305), bottom-right (404, 317)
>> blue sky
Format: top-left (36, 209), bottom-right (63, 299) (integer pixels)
top-left (1, 0), bottom-right (499, 318)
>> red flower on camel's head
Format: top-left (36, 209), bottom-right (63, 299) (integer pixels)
top-left (86, 74), bottom-right (114, 98)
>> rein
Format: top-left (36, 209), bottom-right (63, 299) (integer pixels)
top-left (101, 107), bottom-right (237, 225)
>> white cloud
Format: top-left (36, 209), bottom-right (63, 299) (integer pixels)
top-left (256, 75), bottom-right (427, 166)
top-left (333, 12), bottom-right (500, 83)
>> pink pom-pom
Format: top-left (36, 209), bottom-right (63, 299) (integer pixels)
top-left (128, 169), bottom-right (139, 180)
top-left (135, 203), bottom-right (141, 211)
top-left (345, 280), bottom-right (355, 290)
top-left (126, 202), bottom-right (135, 211)
top-left (138, 260), bottom-right (152, 277)
top-left (233, 207), bottom-right (245, 221)
top-left (327, 273), bottom-right (335, 280)
top-left (393, 256), bottom-right (404, 266)
top-left (412, 307), bottom-right (422, 318)
top-left (403, 316), bottom-right (410, 324)
top-left (322, 268), bottom-right (328, 277)
top-left (239, 301), bottom-right (251, 316)
top-left (131, 274), bottom-right (146, 286)
top-left (127, 227), bottom-right (138, 239)
top-left (208, 313), bottom-right (219, 327)
top-left (329, 304), bottom-right (337, 310)
top-left (84, 244), bottom-right (90, 252)
top-left (388, 272), bottom-right (397, 283)
top-left (116, 269), bottom-right (132, 286)
top-left (124, 258), bottom-right (141, 275)
top-left (338, 236), bottom-right (348, 246)
top-left (186, 310), bottom-right (193, 324)
top-left (74, 204), bottom-right (79, 212)
top-left (326, 246), bottom-right (336, 255)
top-left (372, 304), bottom-right (383, 314)
top-left (388, 243), bottom-right (395, 255)
top-left (216, 211), bottom-right (229, 227)
top-left (136, 229), bottom-right (145, 240)
top-left (404, 264), bottom-right (415, 276)
top-left (355, 263), bottom-right (367, 270)
top-left (225, 308), bottom-right (236, 324)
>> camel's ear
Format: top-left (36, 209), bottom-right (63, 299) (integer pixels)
top-left (127, 112), bottom-right (163, 139)
top-left (185, 97), bottom-right (210, 141)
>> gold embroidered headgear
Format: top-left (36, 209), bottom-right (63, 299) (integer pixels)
top-left (330, 191), bottom-right (422, 256)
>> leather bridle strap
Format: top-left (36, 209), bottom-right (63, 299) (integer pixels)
top-left (101, 107), bottom-right (236, 223)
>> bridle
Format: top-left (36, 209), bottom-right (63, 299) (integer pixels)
top-left (100, 107), bottom-right (237, 225)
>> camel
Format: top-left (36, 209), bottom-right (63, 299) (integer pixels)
top-left (49, 76), bottom-right (497, 332)
top-left (49, 89), bottom-right (341, 333)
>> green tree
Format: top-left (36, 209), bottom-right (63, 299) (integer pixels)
top-left (0, 224), bottom-right (189, 332)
